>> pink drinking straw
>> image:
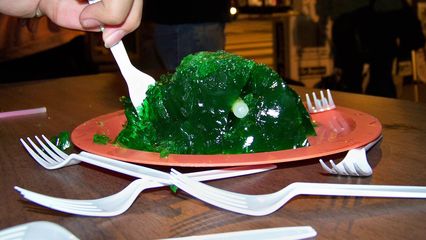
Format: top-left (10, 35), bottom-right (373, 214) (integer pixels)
top-left (0, 107), bottom-right (47, 119)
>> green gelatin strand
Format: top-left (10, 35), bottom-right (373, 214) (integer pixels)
top-left (115, 51), bottom-right (316, 156)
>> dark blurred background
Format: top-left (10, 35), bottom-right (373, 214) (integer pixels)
top-left (1, 0), bottom-right (425, 102)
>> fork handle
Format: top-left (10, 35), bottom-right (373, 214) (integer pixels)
top-left (109, 41), bottom-right (132, 67)
top-left (164, 226), bottom-right (317, 240)
top-left (296, 182), bottom-right (426, 198)
top-left (87, 0), bottom-right (131, 68)
top-left (78, 151), bottom-right (170, 182)
top-left (77, 151), bottom-right (276, 184)
top-left (87, 0), bottom-right (129, 65)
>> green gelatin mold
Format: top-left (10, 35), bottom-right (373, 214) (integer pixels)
top-left (115, 51), bottom-right (316, 155)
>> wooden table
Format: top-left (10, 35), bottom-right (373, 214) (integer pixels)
top-left (1, 73), bottom-right (425, 239)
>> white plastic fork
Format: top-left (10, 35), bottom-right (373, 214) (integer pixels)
top-left (162, 226), bottom-right (317, 240)
top-left (110, 41), bottom-right (155, 110)
top-left (15, 179), bottom-right (164, 217)
top-left (305, 89), bottom-right (336, 113)
top-left (20, 135), bottom-right (171, 183)
top-left (18, 135), bottom-right (276, 216)
top-left (20, 135), bottom-right (275, 183)
top-left (0, 221), bottom-right (78, 240)
top-left (14, 164), bottom-right (275, 217)
top-left (170, 169), bottom-right (426, 216)
top-left (319, 135), bottom-right (383, 177)
top-left (88, 0), bottom-right (155, 110)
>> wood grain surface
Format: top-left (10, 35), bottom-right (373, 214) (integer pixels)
top-left (1, 73), bottom-right (425, 239)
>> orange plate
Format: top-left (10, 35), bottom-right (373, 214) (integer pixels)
top-left (71, 107), bottom-right (382, 167)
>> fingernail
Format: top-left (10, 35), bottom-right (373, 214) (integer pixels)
top-left (104, 30), bottom-right (126, 48)
top-left (81, 18), bottom-right (101, 29)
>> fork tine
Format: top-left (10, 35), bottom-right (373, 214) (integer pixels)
top-left (342, 162), bottom-right (359, 176)
top-left (312, 92), bottom-right (322, 110)
top-left (306, 89), bottom-right (336, 113)
top-left (170, 170), bottom-right (297, 216)
top-left (21, 135), bottom-right (78, 169)
top-left (34, 136), bottom-right (62, 162)
top-left (48, 203), bottom-right (102, 212)
top-left (20, 138), bottom-right (54, 167)
top-left (19, 191), bottom-right (97, 210)
top-left (171, 170), bottom-right (246, 205)
top-left (319, 159), bottom-right (336, 174)
top-left (305, 93), bottom-right (314, 112)
top-left (25, 137), bottom-right (57, 164)
top-left (320, 90), bottom-right (329, 107)
top-left (170, 169), bottom-right (247, 207)
top-left (41, 135), bottom-right (69, 159)
top-left (15, 186), bottom-right (105, 215)
top-left (326, 89), bottom-right (335, 108)
top-left (330, 160), bottom-right (348, 175)
top-left (171, 179), bottom-right (249, 214)
top-left (16, 186), bottom-right (95, 207)
top-left (353, 163), bottom-right (372, 176)
top-left (16, 180), bottom-right (156, 216)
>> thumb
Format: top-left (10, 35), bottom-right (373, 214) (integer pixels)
top-left (80, 0), bottom-right (133, 27)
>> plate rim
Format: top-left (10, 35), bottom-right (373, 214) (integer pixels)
top-left (71, 107), bottom-right (382, 167)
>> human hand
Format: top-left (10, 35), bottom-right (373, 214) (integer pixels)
top-left (80, 0), bottom-right (143, 48)
top-left (0, 0), bottom-right (143, 48)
